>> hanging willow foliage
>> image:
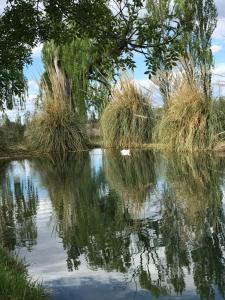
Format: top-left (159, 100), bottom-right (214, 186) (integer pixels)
top-left (41, 38), bottom-right (111, 119)
top-left (42, 39), bottom-right (92, 118)
top-left (60, 39), bottom-right (94, 117)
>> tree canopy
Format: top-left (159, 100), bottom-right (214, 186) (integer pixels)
top-left (0, 0), bottom-right (217, 109)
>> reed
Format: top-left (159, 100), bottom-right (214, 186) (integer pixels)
top-left (100, 77), bottom-right (155, 148)
top-left (0, 247), bottom-right (46, 300)
top-left (26, 67), bottom-right (88, 153)
top-left (213, 98), bottom-right (225, 133)
top-left (154, 77), bottom-right (217, 152)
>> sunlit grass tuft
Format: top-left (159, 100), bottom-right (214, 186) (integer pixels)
top-left (100, 77), bottom-right (155, 148)
top-left (154, 77), bottom-right (217, 152)
top-left (26, 67), bottom-right (88, 153)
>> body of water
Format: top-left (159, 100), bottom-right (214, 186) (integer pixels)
top-left (0, 149), bottom-right (225, 300)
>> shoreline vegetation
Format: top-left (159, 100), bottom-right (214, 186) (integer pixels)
top-left (2, 141), bottom-right (225, 161)
top-left (0, 247), bottom-right (46, 300)
top-left (2, 75), bottom-right (225, 158)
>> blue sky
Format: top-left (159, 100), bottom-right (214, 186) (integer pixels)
top-left (210, 0), bottom-right (225, 97)
top-left (1, 0), bottom-right (225, 116)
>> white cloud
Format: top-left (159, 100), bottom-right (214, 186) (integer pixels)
top-left (28, 80), bottom-right (39, 91)
top-left (134, 78), bottom-right (163, 106)
top-left (213, 18), bottom-right (225, 40)
top-left (135, 78), bottom-right (158, 91)
top-left (0, 0), bottom-right (7, 15)
top-left (211, 44), bottom-right (222, 54)
top-left (213, 63), bottom-right (225, 77)
top-left (215, 0), bottom-right (225, 18)
top-left (212, 63), bottom-right (225, 86)
top-left (210, 0), bottom-right (225, 41)
top-left (212, 63), bottom-right (225, 97)
top-left (32, 43), bottom-right (43, 57)
top-left (28, 93), bottom-right (38, 101)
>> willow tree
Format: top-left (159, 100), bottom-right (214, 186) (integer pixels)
top-left (150, 0), bottom-right (217, 102)
top-left (1, 0), bottom-right (212, 111)
top-left (42, 39), bottom-right (111, 119)
top-left (179, 0), bottom-right (217, 99)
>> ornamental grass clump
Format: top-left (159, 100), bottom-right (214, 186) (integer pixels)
top-left (155, 78), bottom-right (216, 152)
top-left (25, 68), bottom-right (88, 153)
top-left (100, 77), bottom-right (155, 148)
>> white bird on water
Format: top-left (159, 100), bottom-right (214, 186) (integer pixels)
top-left (121, 149), bottom-right (131, 156)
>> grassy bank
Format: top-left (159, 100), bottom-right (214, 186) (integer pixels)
top-left (0, 248), bottom-right (46, 300)
top-left (0, 119), bottom-right (101, 160)
top-left (0, 138), bottom-right (225, 161)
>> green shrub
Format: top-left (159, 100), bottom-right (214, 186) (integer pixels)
top-left (0, 115), bottom-right (25, 152)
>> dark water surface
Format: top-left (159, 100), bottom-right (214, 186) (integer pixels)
top-left (1, 149), bottom-right (225, 300)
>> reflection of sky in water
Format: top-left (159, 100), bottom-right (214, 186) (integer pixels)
top-left (129, 191), bottom-right (162, 221)
top-left (89, 148), bottom-right (103, 175)
top-left (1, 151), bottom-right (225, 300)
top-left (6, 160), bottom-right (49, 200)
top-left (15, 177), bottom-right (149, 300)
top-left (221, 187), bottom-right (225, 214)
top-left (16, 193), bottom-right (199, 300)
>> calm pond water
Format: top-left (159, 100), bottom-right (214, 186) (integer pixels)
top-left (1, 149), bottom-right (225, 300)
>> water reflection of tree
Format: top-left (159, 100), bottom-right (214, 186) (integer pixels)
top-left (34, 152), bottom-right (225, 300)
top-left (34, 151), bottom-right (174, 299)
top-left (33, 153), bottom-right (134, 273)
top-left (0, 161), bottom-right (38, 251)
top-left (162, 154), bottom-right (225, 299)
top-left (104, 150), bottom-right (156, 215)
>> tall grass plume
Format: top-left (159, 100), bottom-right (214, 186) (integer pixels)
top-left (155, 77), bottom-right (217, 152)
top-left (25, 67), bottom-right (88, 153)
top-left (100, 77), bottom-right (155, 148)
